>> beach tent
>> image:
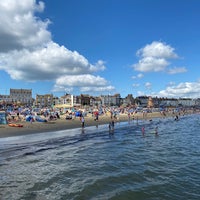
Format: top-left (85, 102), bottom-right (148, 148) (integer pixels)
top-left (0, 111), bottom-right (7, 124)
top-left (25, 115), bottom-right (34, 122)
top-left (35, 116), bottom-right (47, 122)
top-left (75, 111), bottom-right (82, 117)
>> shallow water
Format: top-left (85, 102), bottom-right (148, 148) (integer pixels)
top-left (1, 114), bottom-right (200, 200)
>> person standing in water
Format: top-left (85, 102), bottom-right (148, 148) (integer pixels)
top-left (81, 116), bottom-right (85, 128)
top-left (155, 126), bottom-right (158, 136)
top-left (141, 126), bottom-right (145, 136)
top-left (109, 120), bottom-right (115, 134)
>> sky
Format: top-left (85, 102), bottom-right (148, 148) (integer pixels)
top-left (0, 0), bottom-right (200, 99)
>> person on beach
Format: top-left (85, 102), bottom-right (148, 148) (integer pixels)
top-left (81, 116), bottom-right (85, 128)
top-left (30, 116), bottom-right (33, 124)
top-left (94, 112), bottom-right (99, 121)
top-left (128, 112), bottom-right (131, 121)
top-left (17, 112), bottom-right (21, 121)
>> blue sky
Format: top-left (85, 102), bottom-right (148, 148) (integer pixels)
top-left (0, 0), bottom-right (200, 98)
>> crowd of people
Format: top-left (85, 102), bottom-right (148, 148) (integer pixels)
top-left (1, 104), bottom-right (198, 130)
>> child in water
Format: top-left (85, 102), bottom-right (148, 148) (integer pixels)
top-left (81, 116), bottom-right (85, 128)
top-left (141, 126), bottom-right (145, 135)
top-left (155, 126), bottom-right (158, 136)
top-left (109, 120), bottom-right (115, 132)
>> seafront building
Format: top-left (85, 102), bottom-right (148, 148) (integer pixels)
top-left (0, 95), bottom-right (11, 105)
top-left (90, 96), bottom-right (102, 107)
top-left (56, 94), bottom-right (79, 107)
top-left (100, 94), bottom-right (121, 106)
top-left (35, 94), bottom-right (54, 107)
top-left (0, 88), bottom-right (200, 109)
top-left (59, 94), bottom-right (74, 106)
top-left (10, 89), bottom-right (32, 106)
top-left (0, 89), bottom-right (33, 106)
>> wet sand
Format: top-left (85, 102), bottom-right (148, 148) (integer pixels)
top-left (0, 111), bottom-right (191, 138)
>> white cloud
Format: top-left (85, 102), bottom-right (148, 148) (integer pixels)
top-left (132, 73), bottom-right (144, 79)
top-left (134, 57), bottom-right (169, 72)
top-left (136, 41), bottom-right (178, 59)
top-left (157, 81), bottom-right (200, 98)
top-left (53, 74), bottom-right (115, 93)
top-left (145, 82), bottom-right (152, 90)
top-left (52, 85), bottom-right (73, 93)
top-left (0, 0), bottom-right (50, 52)
top-left (80, 86), bottom-right (115, 93)
top-left (55, 74), bottom-right (108, 87)
top-left (137, 73), bottom-right (144, 78)
top-left (133, 41), bottom-right (181, 73)
top-left (0, 42), bottom-right (105, 81)
top-left (167, 67), bottom-right (187, 74)
top-left (0, 0), bottom-right (113, 94)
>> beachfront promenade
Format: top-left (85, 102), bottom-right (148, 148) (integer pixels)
top-left (0, 108), bottom-right (196, 138)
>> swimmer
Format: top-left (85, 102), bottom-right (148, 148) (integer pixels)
top-left (108, 122), bottom-right (112, 130)
top-left (141, 126), bottom-right (145, 135)
top-left (155, 126), bottom-right (158, 136)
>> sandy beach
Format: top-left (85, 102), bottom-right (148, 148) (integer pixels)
top-left (0, 111), bottom-right (194, 138)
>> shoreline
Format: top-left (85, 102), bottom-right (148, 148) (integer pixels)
top-left (0, 111), bottom-right (197, 138)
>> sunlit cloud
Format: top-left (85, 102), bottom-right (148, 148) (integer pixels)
top-left (0, 0), bottom-right (113, 94)
top-left (133, 41), bottom-right (181, 73)
top-left (136, 41), bottom-right (178, 59)
top-left (53, 74), bottom-right (115, 93)
top-left (157, 81), bottom-right (200, 98)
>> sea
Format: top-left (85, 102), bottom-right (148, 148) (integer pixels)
top-left (0, 114), bottom-right (200, 200)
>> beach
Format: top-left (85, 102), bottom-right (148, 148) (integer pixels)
top-left (0, 110), bottom-right (191, 138)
